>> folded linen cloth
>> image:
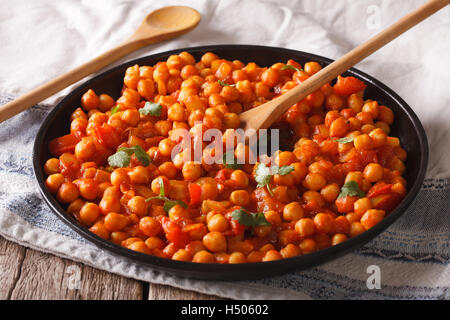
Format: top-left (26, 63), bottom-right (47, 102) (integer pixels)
top-left (0, 0), bottom-right (449, 299)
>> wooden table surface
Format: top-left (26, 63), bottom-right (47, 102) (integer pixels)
top-left (0, 236), bottom-right (220, 300)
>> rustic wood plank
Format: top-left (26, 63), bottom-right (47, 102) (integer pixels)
top-left (2, 238), bottom-right (143, 300)
top-left (148, 283), bottom-right (222, 300)
top-left (0, 236), bottom-right (26, 299)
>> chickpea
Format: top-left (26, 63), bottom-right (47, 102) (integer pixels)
top-left (127, 241), bottom-right (151, 254)
top-left (145, 237), bottom-right (165, 250)
top-left (81, 89), bottom-right (99, 111)
top-left (299, 238), bottom-right (317, 254)
top-left (89, 221), bottom-right (110, 240)
top-left (192, 250), bottom-right (216, 263)
top-left (330, 117), bottom-right (348, 138)
top-left (280, 244), bottom-right (302, 259)
top-left (77, 178), bottom-right (99, 200)
top-left (303, 173), bottom-right (327, 191)
top-left (313, 213), bottom-right (333, 234)
top-left (158, 138), bottom-right (175, 157)
top-left (178, 51), bottom-right (195, 65)
top-left (46, 173), bottom-right (65, 194)
top-left (127, 196), bottom-right (148, 217)
top-left (247, 251), bottom-right (264, 263)
top-left (228, 252), bottom-right (247, 264)
top-left (295, 218), bottom-right (315, 237)
top-left (347, 94), bottom-right (364, 113)
top-left (182, 162), bottom-right (202, 181)
top-left (361, 209), bottom-right (385, 229)
top-left (262, 249), bottom-right (282, 261)
top-left (172, 249), bottom-right (192, 262)
top-left (320, 183), bottom-right (340, 202)
top-left (185, 241), bottom-right (206, 256)
top-left (154, 120), bottom-right (172, 136)
top-left (230, 170), bottom-right (249, 188)
top-left (111, 168), bottom-right (130, 187)
top-left (378, 106), bottom-right (394, 124)
top-left (75, 139), bottom-right (96, 161)
top-left (139, 216), bottom-right (162, 237)
top-left (264, 210), bottom-right (282, 225)
top-left (99, 186), bottom-right (121, 215)
top-left (332, 234), bottom-right (348, 246)
top-left (79, 202), bottom-right (99, 226)
top-left (222, 112), bottom-right (240, 129)
top-left (349, 221), bottom-right (366, 237)
top-left (333, 216), bottom-right (350, 234)
top-left (200, 52), bottom-right (219, 67)
top-left (168, 103), bottom-right (187, 122)
top-left (183, 223), bottom-right (207, 241)
top-left (253, 225), bottom-right (272, 238)
top-left (104, 212), bottom-right (129, 232)
top-left (202, 231), bottom-right (227, 253)
top-left (44, 158), bottom-right (60, 175)
top-left (362, 100), bottom-right (379, 118)
top-left (353, 134), bottom-right (374, 150)
top-left (283, 202), bottom-right (304, 221)
top-left (363, 163), bottom-right (384, 182)
top-left (302, 190), bottom-right (325, 207)
top-left (261, 68), bottom-right (280, 87)
top-left (230, 190), bottom-right (250, 206)
top-left (354, 197), bottom-right (372, 216)
top-left (57, 182), bottom-right (79, 203)
top-left (67, 199), bottom-right (85, 216)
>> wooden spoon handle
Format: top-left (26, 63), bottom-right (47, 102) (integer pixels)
top-left (240, 0), bottom-right (450, 131)
top-left (0, 40), bottom-right (149, 123)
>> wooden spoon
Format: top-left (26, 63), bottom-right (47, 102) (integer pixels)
top-left (239, 0), bottom-right (449, 133)
top-left (0, 6), bottom-right (201, 122)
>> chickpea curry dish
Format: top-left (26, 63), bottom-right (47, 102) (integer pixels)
top-left (44, 51), bottom-right (408, 264)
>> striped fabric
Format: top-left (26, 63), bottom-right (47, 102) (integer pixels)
top-left (0, 100), bottom-right (448, 300)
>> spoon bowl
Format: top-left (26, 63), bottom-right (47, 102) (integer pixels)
top-left (129, 6), bottom-right (201, 44)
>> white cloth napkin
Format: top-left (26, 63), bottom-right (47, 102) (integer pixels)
top-left (0, 0), bottom-right (449, 299)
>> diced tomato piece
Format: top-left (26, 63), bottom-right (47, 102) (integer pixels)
top-left (287, 59), bottom-right (302, 71)
top-left (188, 183), bottom-right (202, 206)
top-left (229, 218), bottom-right (246, 236)
top-left (215, 168), bottom-right (233, 182)
top-left (360, 150), bottom-right (378, 165)
top-left (335, 196), bottom-right (359, 213)
top-left (160, 216), bottom-right (189, 248)
top-left (49, 133), bottom-right (80, 157)
top-left (93, 123), bottom-right (121, 149)
top-left (333, 76), bottom-right (367, 96)
top-left (367, 183), bottom-right (393, 198)
top-left (371, 193), bottom-right (402, 212)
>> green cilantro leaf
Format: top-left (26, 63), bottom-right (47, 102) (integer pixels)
top-left (110, 106), bottom-right (121, 115)
top-left (271, 165), bottom-right (294, 175)
top-left (255, 163), bottom-right (294, 196)
top-left (281, 65), bottom-right (302, 73)
top-left (222, 152), bottom-right (243, 170)
top-left (107, 150), bottom-right (131, 168)
top-left (158, 176), bottom-right (165, 196)
top-left (231, 209), bottom-right (271, 227)
top-left (139, 101), bottom-right (162, 117)
top-left (107, 145), bottom-right (151, 168)
top-left (163, 199), bottom-right (188, 212)
top-left (334, 137), bottom-right (354, 144)
top-left (255, 163), bottom-right (272, 188)
top-left (338, 181), bottom-right (365, 199)
top-left (218, 80), bottom-right (236, 87)
top-left (146, 177), bottom-right (188, 212)
top-left (132, 145), bottom-right (151, 166)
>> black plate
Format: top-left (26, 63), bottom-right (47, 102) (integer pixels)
top-left (32, 45), bottom-right (428, 280)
